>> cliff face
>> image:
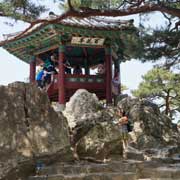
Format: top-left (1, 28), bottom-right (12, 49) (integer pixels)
top-left (0, 82), bottom-right (70, 180)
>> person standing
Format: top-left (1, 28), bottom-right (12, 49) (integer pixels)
top-left (64, 59), bottom-right (71, 74)
top-left (73, 65), bottom-right (82, 75)
top-left (36, 66), bottom-right (44, 88)
top-left (117, 109), bottom-right (129, 156)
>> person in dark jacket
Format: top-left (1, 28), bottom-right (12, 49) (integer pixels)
top-left (73, 65), bottom-right (82, 75)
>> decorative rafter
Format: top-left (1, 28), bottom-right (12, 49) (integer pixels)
top-left (0, 14), bottom-right (137, 64)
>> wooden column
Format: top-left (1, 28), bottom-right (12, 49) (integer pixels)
top-left (105, 47), bottom-right (112, 104)
top-left (84, 58), bottom-right (90, 75)
top-left (29, 56), bottom-right (36, 83)
top-left (58, 45), bottom-right (65, 107)
top-left (83, 48), bottom-right (89, 75)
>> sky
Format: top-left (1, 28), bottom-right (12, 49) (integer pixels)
top-left (0, 1), bottom-right (165, 94)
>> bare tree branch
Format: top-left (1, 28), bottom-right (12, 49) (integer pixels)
top-left (171, 20), bottom-right (180, 31)
top-left (75, 3), bottom-right (180, 18)
top-left (67, 0), bottom-right (74, 11)
top-left (162, 12), bottom-right (172, 30)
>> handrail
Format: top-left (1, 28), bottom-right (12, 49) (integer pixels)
top-left (53, 74), bottom-right (104, 78)
top-left (52, 74), bottom-right (105, 83)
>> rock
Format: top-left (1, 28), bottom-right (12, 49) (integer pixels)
top-left (63, 89), bottom-right (108, 144)
top-left (63, 89), bottom-right (124, 160)
top-left (77, 122), bottom-right (123, 160)
top-left (114, 94), bottom-right (128, 105)
top-left (0, 82), bottom-right (71, 180)
top-left (143, 146), bottom-right (180, 161)
top-left (177, 121), bottom-right (180, 132)
top-left (64, 91), bottom-right (180, 161)
top-left (117, 96), bottom-right (180, 150)
top-left (63, 89), bottom-right (103, 129)
top-left (125, 146), bottom-right (144, 161)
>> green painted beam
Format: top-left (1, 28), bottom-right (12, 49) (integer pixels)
top-left (3, 22), bottom-right (135, 49)
top-left (1, 22), bottom-right (136, 64)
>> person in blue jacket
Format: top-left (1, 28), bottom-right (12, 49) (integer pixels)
top-left (36, 67), bottom-right (46, 88)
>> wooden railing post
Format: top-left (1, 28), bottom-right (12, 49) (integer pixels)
top-left (58, 45), bottom-right (65, 109)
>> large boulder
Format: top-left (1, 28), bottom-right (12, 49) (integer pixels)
top-left (63, 89), bottom-right (103, 129)
top-left (0, 82), bottom-right (70, 180)
top-left (117, 96), bottom-right (180, 151)
top-left (63, 89), bottom-right (107, 143)
top-left (63, 89), bottom-right (123, 159)
top-left (77, 122), bottom-right (123, 160)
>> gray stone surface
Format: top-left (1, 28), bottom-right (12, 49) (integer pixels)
top-left (63, 89), bottom-right (123, 159)
top-left (29, 160), bottom-right (180, 180)
top-left (77, 122), bottom-right (123, 159)
top-left (63, 89), bottom-right (103, 129)
top-left (117, 96), bottom-right (180, 150)
top-left (0, 82), bottom-right (70, 180)
top-left (64, 91), bottom-right (180, 161)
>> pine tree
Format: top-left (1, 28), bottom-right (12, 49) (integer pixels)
top-left (0, 0), bottom-right (47, 22)
top-left (133, 68), bottom-right (180, 119)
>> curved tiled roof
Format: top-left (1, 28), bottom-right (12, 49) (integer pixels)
top-left (0, 16), bottom-right (136, 63)
top-left (1, 16), bottom-right (134, 43)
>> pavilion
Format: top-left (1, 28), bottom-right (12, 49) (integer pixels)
top-left (0, 15), bottom-right (136, 108)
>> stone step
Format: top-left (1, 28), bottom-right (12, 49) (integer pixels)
top-left (29, 160), bottom-right (180, 180)
top-left (37, 160), bottom-right (140, 176)
top-left (140, 166), bottom-right (180, 179)
top-left (138, 179), bottom-right (180, 180)
top-left (29, 172), bottom-right (137, 180)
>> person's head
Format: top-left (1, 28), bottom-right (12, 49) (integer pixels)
top-left (97, 64), bottom-right (105, 74)
top-left (43, 67), bottom-right (48, 71)
top-left (38, 64), bottom-right (43, 70)
top-left (51, 53), bottom-right (57, 61)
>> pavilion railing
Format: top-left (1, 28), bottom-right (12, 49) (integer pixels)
top-left (47, 74), bottom-right (106, 101)
top-left (52, 74), bottom-right (105, 84)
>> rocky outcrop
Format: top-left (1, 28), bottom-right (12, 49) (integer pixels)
top-left (1, 84), bottom-right (179, 179)
top-left (63, 91), bottom-right (180, 161)
top-left (0, 82), bottom-right (70, 180)
top-left (117, 96), bottom-right (180, 149)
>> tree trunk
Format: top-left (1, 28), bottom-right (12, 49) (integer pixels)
top-left (165, 90), bottom-right (170, 116)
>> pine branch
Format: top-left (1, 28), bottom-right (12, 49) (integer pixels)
top-left (67, 0), bottom-right (74, 11)
top-left (68, 3), bottom-right (180, 19)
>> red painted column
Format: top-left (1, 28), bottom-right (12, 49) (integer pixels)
top-left (29, 56), bottom-right (36, 83)
top-left (58, 45), bottom-right (65, 107)
top-left (105, 47), bottom-right (112, 104)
